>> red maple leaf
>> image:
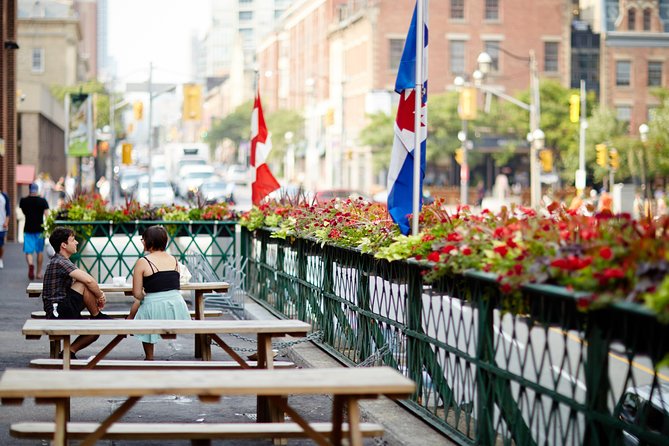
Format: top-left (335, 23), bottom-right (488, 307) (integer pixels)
top-left (395, 90), bottom-right (416, 132)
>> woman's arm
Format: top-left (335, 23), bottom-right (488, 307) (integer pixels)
top-left (132, 258), bottom-right (146, 300)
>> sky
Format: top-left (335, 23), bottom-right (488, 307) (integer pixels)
top-left (107, 0), bottom-right (211, 84)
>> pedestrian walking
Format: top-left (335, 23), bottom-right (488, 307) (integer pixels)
top-left (0, 187), bottom-right (10, 269)
top-left (19, 183), bottom-right (49, 280)
top-left (43, 227), bottom-right (110, 358)
top-left (127, 225), bottom-right (191, 360)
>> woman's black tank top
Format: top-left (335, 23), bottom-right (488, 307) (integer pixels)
top-left (142, 257), bottom-right (180, 293)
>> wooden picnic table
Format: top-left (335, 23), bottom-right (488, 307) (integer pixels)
top-left (27, 281), bottom-right (230, 357)
top-left (22, 318), bottom-right (310, 368)
top-left (0, 367), bottom-right (414, 446)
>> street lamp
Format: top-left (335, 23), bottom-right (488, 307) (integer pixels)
top-left (639, 123), bottom-right (651, 217)
top-left (475, 50), bottom-right (543, 209)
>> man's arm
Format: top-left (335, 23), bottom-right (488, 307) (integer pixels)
top-left (69, 268), bottom-right (104, 300)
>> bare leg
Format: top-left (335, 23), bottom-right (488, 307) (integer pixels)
top-left (36, 252), bottom-right (44, 278)
top-left (25, 253), bottom-right (33, 266)
top-left (71, 335), bottom-right (100, 354)
top-left (70, 282), bottom-right (101, 317)
top-left (142, 342), bottom-right (154, 360)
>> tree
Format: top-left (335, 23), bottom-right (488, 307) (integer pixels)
top-left (264, 109), bottom-right (305, 164)
top-left (51, 80), bottom-right (110, 129)
top-left (205, 100), bottom-right (253, 150)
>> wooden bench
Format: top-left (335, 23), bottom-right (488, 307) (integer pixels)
top-left (0, 367), bottom-right (414, 446)
top-left (10, 421), bottom-right (384, 443)
top-left (22, 318), bottom-right (310, 367)
top-left (30, 358), bottom-right (295, 370)
top-left (28, 281), bottom-right (231, 358)
top-left (30, 309), bottom-right (223, 319)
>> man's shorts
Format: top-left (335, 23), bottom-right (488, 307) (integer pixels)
top-left (0, 231), bottom-right (5, 247)
top-left (23, 233), bottom-right (45, 254)
top-left (47, 289), bottom-right (85, 319)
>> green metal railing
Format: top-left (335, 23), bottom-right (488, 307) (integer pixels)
top-left (243, 227), bottom-right (669, 445)
top-left (55, 220), bottom-right (238, 283)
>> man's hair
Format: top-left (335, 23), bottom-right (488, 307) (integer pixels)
top-left (49, 227), bottom-right (75, 253)
top-left (142, 225), bottom-right (168, 251)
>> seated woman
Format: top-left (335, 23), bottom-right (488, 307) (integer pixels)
top-left (127, 225), bottom-right (191, 360)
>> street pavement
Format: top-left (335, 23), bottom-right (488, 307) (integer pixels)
top-left (0, 242), bottom-right (452, 445)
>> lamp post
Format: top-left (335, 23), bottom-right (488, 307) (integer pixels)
top-left (639, 123), bottom-right (651, 218)
top-left (476, 50), bottom-right (543, 209)
top-left (453, 69), bottom-right (483, 205)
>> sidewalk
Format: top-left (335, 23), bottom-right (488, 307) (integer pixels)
top-left (0, 242), bottom-right (452, 445)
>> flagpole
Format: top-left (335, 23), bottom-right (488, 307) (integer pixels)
top-left (411, 0), bottom-right (424, 236)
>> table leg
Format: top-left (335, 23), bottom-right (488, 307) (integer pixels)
top-left (62, 337), bottom-right (71, 370)
top-left (194, 291), bottom-right (205, 358)
top-left (53, 398), bottom-right (68, 446)
top-left (330, 395), bottom-right (345, 445)
top-left (345, 398), bottom-right (362, 446)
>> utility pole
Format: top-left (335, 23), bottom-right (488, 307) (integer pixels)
top-left (147, 62), bottom-right (154, 205)
top-left (529, 50), bottom-right (542, 209)
top-left (576, 79), bottom-right (587, 195)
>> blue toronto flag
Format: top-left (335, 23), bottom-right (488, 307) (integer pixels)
top-left (387, 3), bottom-right (428, 235)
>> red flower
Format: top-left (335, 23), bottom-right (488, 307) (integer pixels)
top-left (493, 245), bottom-right (509, 257)
top-left (427, 251), bottom-right (441, 262)
top-left (422, 234), bottom-right (435, 242)
top-left (599, 246), bottom-right (613, 260)
top-left (461, 247), bottom-right (473, 256)
top-left (447, 232), bottom-right (463, 242)
top-left (441, 245), bottom-right (457, 254)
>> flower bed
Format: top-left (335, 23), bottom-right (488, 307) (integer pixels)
top-left (240, 198), bottom-right (669, 323)
top-left (45, 194), bottom-right (238, 235)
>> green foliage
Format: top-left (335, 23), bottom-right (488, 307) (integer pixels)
top-left (264, 109), bottom-right (305, 167)
top-left (359, 111), bottom-right (394, 173)
top-left (205, 100), bottom-right (253, 149)
top-left (51, 81), bottom-right (110, 129)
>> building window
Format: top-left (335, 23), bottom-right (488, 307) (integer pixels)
top-left (450, 40), bottom-right (465, 74)
top-left (544, 42), bottom-right (558, 72)
top-left (648, 61), bottom-right (662, 86)
top-left (450, 0), bottom-right (464, 19)
top-left (628, 8), bottom-right (636, 30)
top-left (31, 48), bottom-right (44, 72)
top-left (644, 8), bottom-right (652, 31)
top-left (389, 38), bottom-right (404, 70)
top-left (485, 0), bottom-right (499, 20)
top-left (239, 11), bottom-right (253, 20)
top-left (616, 60), bottom-right (631, 86)
top-left (616, 105), bottom-right (631, 122)
top-left (484, 41), bottom-right (500, 72)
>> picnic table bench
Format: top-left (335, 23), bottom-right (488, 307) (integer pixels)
top-left (0, 367), bottom-right (414, 446)
top-left (22, 318), bottom-right (310, 368)
top-left (27, 281), bottom-right (230, 358)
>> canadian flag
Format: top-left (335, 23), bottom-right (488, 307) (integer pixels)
top-left (250, 89), bottom-right (280, 205)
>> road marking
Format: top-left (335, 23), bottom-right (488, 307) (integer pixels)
top-left (494, 325), bottom-right (526, 350)
top-left (549, 327), bottom-right (669, 383)
top-left (552, 365), bottom-right (587, 391)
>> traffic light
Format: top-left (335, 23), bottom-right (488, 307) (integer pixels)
top-left (595, 143), bottom-right (608, 167)
top-left (569, 94), bottom-right (580, 123)
top-left (458, 87), bottom-right (477, 120)
top-left (454, 148), bottom-right (464, 165)
top-left (121, 143), bottom-right (133, 165)
top-left (133, 101), bottom-right (143, 120)
top-left (539, 149), bottom-right (553, 172)
top-left (182, 83), bottom-right (203, 121)
top-left (609, 148), bottom-right (620, 170)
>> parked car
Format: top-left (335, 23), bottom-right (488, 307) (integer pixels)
top-left (135, 178), bottom-right (175, 206)
top-left (198, 179), bottom-right (235, 204)
top-left (614, 383), bottom-right (669, 445)
top-left (117, 167), bottom-right (146, 197)
top-left (177, 166), bottom-right (216, 198)
top-left (315, 189), bottom-right (370, 203)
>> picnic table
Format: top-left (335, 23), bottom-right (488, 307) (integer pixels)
top-left (0, 367), bottom-right (414, 446)
top-left (27, 281), bottom-right (230, 357)
top-left (22, 318), bottom-right (310, 368)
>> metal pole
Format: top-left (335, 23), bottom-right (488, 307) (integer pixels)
top-left (411, 0), bottom-right (424, 236)
top-left (109, 87), bottom-right (116, 206)
top-left (460, 119), bottom-right (468, 205)
top-left (147, 62), bottom-right (153, 205)
top-left (529, 50), bottom-right (541, 209)
top-left (578, 80), bottom-right (586, 175)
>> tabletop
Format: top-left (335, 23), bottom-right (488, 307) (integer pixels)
top-left (0, 367), bottom-right (415, 399)
top-left (26, 281), bottom-right (230, 297)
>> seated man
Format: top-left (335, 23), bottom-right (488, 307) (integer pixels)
top-left (43, 227), bottom-right (111, 358)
